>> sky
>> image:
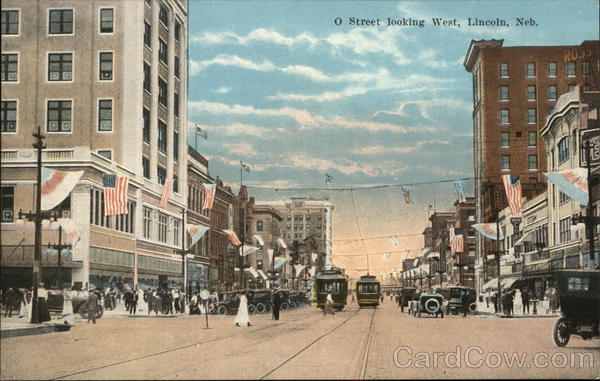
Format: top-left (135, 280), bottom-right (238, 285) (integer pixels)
top-left (186, 0), bottom-right (599, 279)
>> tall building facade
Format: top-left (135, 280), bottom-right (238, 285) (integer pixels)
top-left (1, 0), bottom-right (189, 290)
top-left (463, 39), bottom-right (599, 291)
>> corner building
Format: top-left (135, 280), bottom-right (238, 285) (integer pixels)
top-left (463, 39), bottom-right (599, 290)
top-left (1, 0), bottom-right (189, 290)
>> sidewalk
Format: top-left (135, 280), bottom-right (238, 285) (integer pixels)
top-left (474, 301), bottom-right (559, 319)
top-left (0, 317), bottom-right (71, 339)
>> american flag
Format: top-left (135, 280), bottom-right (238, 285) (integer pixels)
top-left (401, 186), bottom-right (414, 204)
top-left (202, 183), bottom-right (217, 211)
top-left (450, 228), bottom-right (464, 253)
top-left (102, 174), bottom-right (128, 216)
top-left (224, 229), bottom-right (241, 246)
top-left (325, 173), bottom-right (334, 183)
top-left (502, 174), bottom-right (522, 215)
top-left (241, 162), bottom-right (251, 173)
top-left (159, 179), bottom-right (172, 208)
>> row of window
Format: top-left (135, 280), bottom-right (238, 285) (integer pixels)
top-left (500, 154), bottom-right (538, 171)
top-left (2, 8), bottom-right (114, 36)
top-left (499, 61), bottom-right (592, 78)
top-left (498, 84), bottom-right (591, 102)
top-left (286, 214), bottom-right (323, 221)
top-left (499, 108), bottom-right (538, 125)
top-left (500, 131), bottom-right (537, 148)
top-left (1, 52), bottom-right (113, 82)
top-left (90, 188), bottom-right (135, 233)
top-left (283, 232), bottom-right (322, 239)
top-left (188, 184), bottom-right (209, 217)
top-left (1, 99), bottom-right (113, 133)
top-left (285, 223), bottom-right (323, 230)
top-left (142, 206), bottom-right (181, 245)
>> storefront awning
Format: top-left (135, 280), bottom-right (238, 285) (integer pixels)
top-left (482, 278), bottom-right (498, 292)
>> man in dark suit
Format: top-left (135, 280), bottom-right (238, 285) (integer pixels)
top-left (272, 290), bottom-right (281, 320)
top-left (87, 290), bottom-right (99, 324)
top-left (3, 288), bottom-right (17, 317)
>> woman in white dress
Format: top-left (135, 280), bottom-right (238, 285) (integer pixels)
top-left (234, 293), bottom-right (252, 327)
top-left (62, 288), bottom-right (75, 325)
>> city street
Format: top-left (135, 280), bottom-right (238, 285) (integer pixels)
top-left (1, 300), bottom-right (598, 380)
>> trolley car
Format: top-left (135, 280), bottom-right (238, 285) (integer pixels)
top-left (314, 269), bottom-right (348, 311)
top-left (356, 275), bottom-right (380, 308)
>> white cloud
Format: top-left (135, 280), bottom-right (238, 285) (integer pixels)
top-left (216, 87), bottom-right (232, 94)
top-left (190, 55), bottom-right (276, 75)
top-left (288, 155), bottom-right (408, 177)
top-left (223, 142), bottom-right (257, 157)
top-left (188, 101), bottom-right (438, 133)
top-left (355, 140), bottom-right (450, 155)
top-left (373, 98), bottom-right (472, 119)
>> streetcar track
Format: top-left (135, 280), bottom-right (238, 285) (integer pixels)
top-left (259, 306), bottom-right (372, 380)
top-left (51, 319), bottom-right (291, 380)
top-left (358, 307), bottom-right (377, 380)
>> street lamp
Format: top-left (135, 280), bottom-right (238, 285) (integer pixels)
top-left (48, 223), bottom-right (72, 289)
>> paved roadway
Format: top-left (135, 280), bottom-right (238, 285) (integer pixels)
top-left (1, 299), bottom-right (599, 380)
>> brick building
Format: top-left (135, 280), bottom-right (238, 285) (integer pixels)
top-left (463, 39), bottom-right (599, 290)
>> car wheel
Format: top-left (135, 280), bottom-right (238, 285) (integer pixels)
top-left (265, 303), bottom-right (272, 312)
top-left (289, 302), bottom-right (296, 309)
top-left (217, 305), bottom-right (228, 316)
top-left (256, 303), bottom-right (265, 314)
top-left (552, 317), bottom-right (570, 347)
top-left (248, 304), bottom-right (256, 315)
top-left (280, 302), bottom-right (289, 310)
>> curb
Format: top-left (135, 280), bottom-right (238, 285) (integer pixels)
top-left (1, 323), bottom-right (72, 339)
top-left (474, 310), bottom-right (559, 319)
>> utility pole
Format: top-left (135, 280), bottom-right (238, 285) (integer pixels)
top-left (176, 208), bottom-right (190, 304)
top-left (239, 161), bottom-right (245, 290)
top-left (585, 140), bottom-right (596, 263)
top-left (49, 224), bottom-right (72, 289)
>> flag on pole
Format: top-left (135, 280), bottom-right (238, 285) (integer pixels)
top-left (40, 167), bottom-right (84, 211)
top-left (325, 173), bottom-right (334, 183)
top-left (311, 252), bottom-right (318, 263)
top-left (268, 249), bottom-right (274, 268)
top-left (253, 234), bottom-right (265, 247)
top-left (102, 174), bottom-right (129, 216)
top-left (277, 238), bottom-right (288, 250)
top-left (382, 252), bottom-right (391, 261)
top-left (389, 236), bottom-right (400, 247)
top-left (187, 224), bottom-right (209, 248)
top-left (450, 228), bottom-right (464, 253)
top-left (472, 223), bottom-right (504, 240)
top-left (223, 229), bottom-right (241, 246)
top-left (196, 126), bottom-right (208, 140)
top-left (57, 218), bottom-right (81, 248)
top-left (242, 247), bottom-right (261, 256)
top-left (401, 250), bottom-right (410, 262)
top-left (401, 186), bottom-right (414, 204)
top-left (159, 179), bottom-right (172, 208)
top-left (502, 174), bottom-right (523, 215)
top-left (241, 162), bottom-right (251, 173)
top-left (202, 183), bottom-right (216, 211)
top-left (274, 257), bottom-right (288, 270)
top-left (453, 180), bottom-right (466, 203)
top-left (310, 266), bottom-right (316, 277)
top-left (294, 264), bottom-right (306, 278)
top-left (544, 168), bottom-right (588, 206)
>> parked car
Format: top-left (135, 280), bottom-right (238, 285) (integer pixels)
top-left (416, 292), bottom-right (444, 318)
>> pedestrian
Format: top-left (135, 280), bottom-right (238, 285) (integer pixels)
top-left (3, 287), bottom-right (17, 317)
top-left (521, 288), bottom-right (530, 314)
top-left (323, 290), bottom-right (335, 316)
top-left (461, 289), bottom-right (469, 317)
top-left (234, 292), bottom-right (252, 327)
top-left (86, 289), bottom-right (100, 324)
top-left (18, 289), bottom-right (30, 319)
top-left (493, 292), bottom-right (499, 313)
top-left (380, 293), bottom-right (384, 303)
top-left (61, 287), bottom-right (75, 325)
top-left (350, 291), bottom-right (355, 303)
top-left (272, 290), bottom-right (281, 320)
top-left (129, 289), bottom-right (138, 315)
top-left (37, 283), bottom-right (51, 323)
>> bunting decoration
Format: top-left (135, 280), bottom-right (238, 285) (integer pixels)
top-left (401, 186), bottom-right (415, 205)
top-left (57, 218), bottom-right (81, 248)
top-left (311, 252), bottom-right (318, 263)
top-left (310, 266), bottom-right (316, 277)
top-left (277, 238), bottom-right (288, 250)
top-left (453, 180), bottom-right (466, 203)
top-left (253, 234), bottom-right (265, 247)
top-left (41, 167), bottom-right (84, 211)
top-left (159, 179), bottom-right (172, 208)
top-left (274, 257), bottom-right (288, 270)
top-left (389, 236), bottom-right (400, 247)
top-left (325, 173), bottom-right (334, 183)
top-left (267, 249), bottom-right (274, 267)
top-left (201, 183), bottom-right (217, 211)
top-left (401, 250), bottom-right (410, 262)
top-left (294, 264), bottom-right (306, 278)
top-left (501, 174), bottom-right (523, 215)
top-left (419, 247), bottom-right (430, 258)
top-left (544, 168), bottom-right (588, 206)
top-left (472, 223), bottom-right (504, 240)
top-left (223, 229), bottom-right (242, 246)
top-left (187, 224), bottom-right (209, 248)
top-left (242, 247), bottom-right (261, 256)
top-left (102, 174), bottom-right (129, 216)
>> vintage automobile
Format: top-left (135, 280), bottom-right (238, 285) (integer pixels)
top-left (276, 289), bottom-right (291, 310)
top-left (551, 269), bottom-right (599, 347)
top-left (398, 287), bottom-right (418, 308)
top-left (288, 291), bottom-right (307, 308)
top-left (47, 289), bottom-right (104, 319)
top-left (447, 287), bottom-right (477, 315)
top-left (252, 289), bottom-right (273, 313)
top-left (215, 290), bottom-right (269, 316)
top-left (415, 292), bottom-right (445, 318)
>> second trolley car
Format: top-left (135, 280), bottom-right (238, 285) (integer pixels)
top-left (314, 269), bottom-right (348, 311)
top-left (356, 275), bottom-right (380, 308)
